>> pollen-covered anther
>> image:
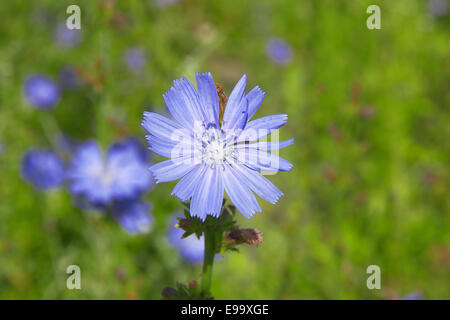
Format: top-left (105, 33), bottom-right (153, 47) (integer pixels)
top-left (199, 127), bottom-right (233, 166)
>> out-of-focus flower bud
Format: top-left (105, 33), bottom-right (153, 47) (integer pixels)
top-left (188, 280), bottom-right (198, 289)
top-left (161, 286), bottom-right (178, 299)
top-left (226, 228), bottom-right (263, 246)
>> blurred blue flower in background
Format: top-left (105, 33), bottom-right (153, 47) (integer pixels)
top-left (142, 73), bottom-right (293, 220)
top-left (24, 74), bottom-right (61, 109)
top-left (113, 199), bottom-right (153, 234)
top-left (428, 0), bottom-right (448, 17)
top-left (167, 214), bottom-right (205, 264)
top-left (124, 48), bottom-right (146, 73)
top-left (54, 22), bottom-right (81, 48)
top-left (401, 292), bottom-right (424, 300)
top-left (59, 66), bottom-right (80, 91)
top-left (266, 38), bottom-right (293, 65)
top-left (155, 0), bottom-right (179, 8)
top-left (67, 137), bottom-right (152, 206)
top-left (21, 149), bottom-right (65, 190)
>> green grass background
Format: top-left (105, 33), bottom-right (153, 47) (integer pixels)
top-left (0, 0), bottom-right (448, 299)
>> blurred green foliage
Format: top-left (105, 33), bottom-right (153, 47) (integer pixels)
top-left (0, 0), bottom-right (448, 299)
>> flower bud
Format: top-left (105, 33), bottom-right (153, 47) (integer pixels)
top-left (178, 218), bottom-right (190, 230)
top-left (161, 286), bottom-right (178, 299)
top-left (226, 228), bottom-right (263, 246)
top-left (188, 280), bottom-right (198, 289)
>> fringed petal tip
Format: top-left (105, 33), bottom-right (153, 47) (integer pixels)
top-left (195, 71), bottom-right (213, 77)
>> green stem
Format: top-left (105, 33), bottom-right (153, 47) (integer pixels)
top-left (201, 224), bottom-right (216, 297)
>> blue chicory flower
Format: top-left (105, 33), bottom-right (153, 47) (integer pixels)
top-left (21, 149), bottom-right (65, 190)
top-left (142, 73), bottom-right (293, 220)
top-left (67, 137), bottom-right (152, 206)
top-left (266, 38), bottom-right (293, 65)
top-left (112, 199), bottom-right (153, 234)
top-left (24, 74), bottom-right (61, 110)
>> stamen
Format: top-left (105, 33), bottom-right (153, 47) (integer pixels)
top-left (197, 126), bottom-right (234, 167)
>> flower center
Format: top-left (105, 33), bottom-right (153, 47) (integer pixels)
top-left (199, 127), bottom-right (231, 166)
top-left (204, 139), bottom-right (225, 162)
top-left (100, 170), bottom-right (114, 187)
